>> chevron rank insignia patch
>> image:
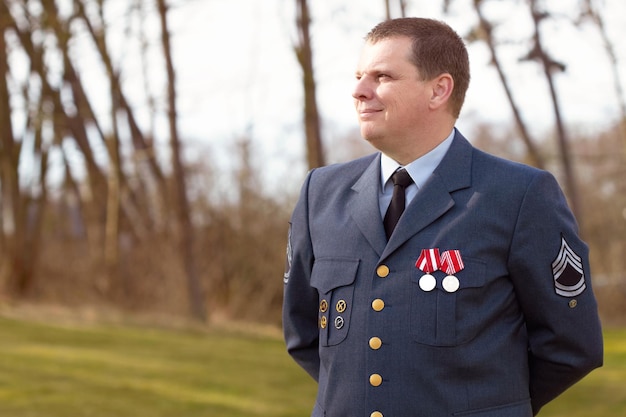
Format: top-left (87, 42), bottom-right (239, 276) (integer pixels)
top-left (551, 235), bottom-right (586, 297)
top-left (283, 224), bottom-right (293, 284)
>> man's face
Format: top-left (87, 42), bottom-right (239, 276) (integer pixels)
top-left (352, 36), bottom-right (431, 156)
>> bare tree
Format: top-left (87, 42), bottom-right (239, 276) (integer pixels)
top-left (577, 0), bottom-right (626, 160)
top-left (469, 0), bottom-right (545, 169)
top-left (385, 0), bottom-right (408, 19)
top-left (295, 0), bottom-right (325, 169)
top-left (0, 1), bottom-right (22, 291)
top-left (74, 0), bottom-right (152, 248)
top-left (523, 0), bottom-right (582, 221)
top-left (156, 0), bottom-right (207, 321)
top-left (0, 0), bottom-right (204, 316)
top-left (0, 1), bottom-right (62, 293)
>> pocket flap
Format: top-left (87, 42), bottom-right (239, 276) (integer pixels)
top-left (451, 257), bottom-right (486, 289)
top-left (311, 258), bottom-right (359, 293)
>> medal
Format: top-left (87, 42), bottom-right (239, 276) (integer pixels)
top-left (442, 275), bottom-right (460, 293)
top-left (416, 248), bottom-right (441, 292)
top-left (440, 250), bottom-right (464, 293)
top-left (419, 274), bottom-right (437, 291)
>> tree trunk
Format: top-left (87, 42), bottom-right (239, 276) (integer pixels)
top-left (528, 0), bottom-right (582, 222)
top-left (385, 0), bottom-right (407, 19)
top-left (473, 0), bottom-right (545, 169)
top-left (157, 0), bottom-right (207, 321)
top-left (581, 0), bottom-right (626, 162)
top-left (0, 9), bottom-right (22, 291)
top-left (295, 0), bottom-right (325, 169)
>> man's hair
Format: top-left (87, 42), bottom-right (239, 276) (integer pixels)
top-left (365, 18), bottom-right (470, 118)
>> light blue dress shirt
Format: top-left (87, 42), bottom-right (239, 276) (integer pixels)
top-left (379, 129), bottom-right (455, 218)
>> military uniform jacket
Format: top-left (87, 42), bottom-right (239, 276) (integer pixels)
top-left (282, 131), bottom-right (603, 417)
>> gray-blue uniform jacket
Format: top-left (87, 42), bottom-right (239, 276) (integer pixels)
top-left (282, 131), bottom-right (603, 417)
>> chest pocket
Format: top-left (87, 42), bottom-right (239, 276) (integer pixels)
top-left (310, 258), bottom-right (359, 346)
top-left (410, 257), bottom-right (486, 346)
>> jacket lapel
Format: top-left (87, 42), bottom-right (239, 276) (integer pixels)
top-left (350, 154), bottom-right (387, 257)
top-left (382, 132), bottom-right (474, 258)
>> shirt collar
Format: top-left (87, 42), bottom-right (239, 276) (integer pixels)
top-left (380, 129), bottom-right (456, 191)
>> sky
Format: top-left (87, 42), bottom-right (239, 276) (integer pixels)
top-left (10, 0), bottom-right (626, 196)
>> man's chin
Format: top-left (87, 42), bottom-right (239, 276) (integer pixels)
top-left (361, 135), bottom-right (386, 154)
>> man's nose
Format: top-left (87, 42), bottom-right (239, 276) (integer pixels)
top-left (352, 77), bottom-right (372, 100)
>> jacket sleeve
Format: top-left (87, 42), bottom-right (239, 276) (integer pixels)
top-left (282, 170), bottom-right (320, 381)
top-left (507, 170), bottom-right (603, 415)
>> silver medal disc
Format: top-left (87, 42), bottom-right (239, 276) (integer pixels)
top-left (442, 275), bottom-right (460, 293)
top-left (419, 274), bottom-right (437, 292)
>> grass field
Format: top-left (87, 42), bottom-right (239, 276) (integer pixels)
top-left (0, 312), bottom-right (624, 416)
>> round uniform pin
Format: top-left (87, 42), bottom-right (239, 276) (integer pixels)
top-left (419, 274), bottom-right (437, 292)
top-left (442, 275), bottom-right (460, 293)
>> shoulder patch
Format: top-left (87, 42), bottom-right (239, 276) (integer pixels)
top-left (283, 224), bottom-right (293, 284)
top-left (551, 235), bottom-right (586, 297)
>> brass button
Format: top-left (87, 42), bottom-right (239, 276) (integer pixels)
top-left (369, 337), bottom-right (382, 350)
top-left (320, 316), bottom-right (327, 329)
top-left (320, 299), bottom-right (328, 313)
top-left (336, 299), bottom-right (347, 313)
top-left (371, 412), bottom-right (383, 417)
top-left (371, 299), bottom-right (385, 312)
top-left (369, 373), bottom-right (383, 387)
top-left (376, 265), bottom-right (390, 278)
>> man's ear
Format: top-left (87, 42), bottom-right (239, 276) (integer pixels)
top-left (429, 73), bottom-right (454, 110)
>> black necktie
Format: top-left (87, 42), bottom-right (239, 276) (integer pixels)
top-left (383, 168), bottom-right (413, 239)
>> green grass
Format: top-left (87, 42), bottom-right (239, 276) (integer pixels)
top-left (0, 315), bottom-right (316, 417)
top-left (0, 314), bottom-right (623, 416)
top-left (540, 327), bottom-right (626, 416)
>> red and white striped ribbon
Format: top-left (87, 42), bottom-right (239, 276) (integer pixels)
top-left (440, 250), bottom-right (464, 275)
top-left (415, 248), bottom-right (441, 273)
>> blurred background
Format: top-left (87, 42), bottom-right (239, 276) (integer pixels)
top-left (1, 0), bottom-right (624, 327)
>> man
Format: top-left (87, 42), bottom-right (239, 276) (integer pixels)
top-left (282, 17), bottom-right (603, 417)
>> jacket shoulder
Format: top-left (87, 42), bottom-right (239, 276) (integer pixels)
top-left (471, 145), bottom-right (546, 184)
top-left (309, 153), bottom-right (378, 184)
